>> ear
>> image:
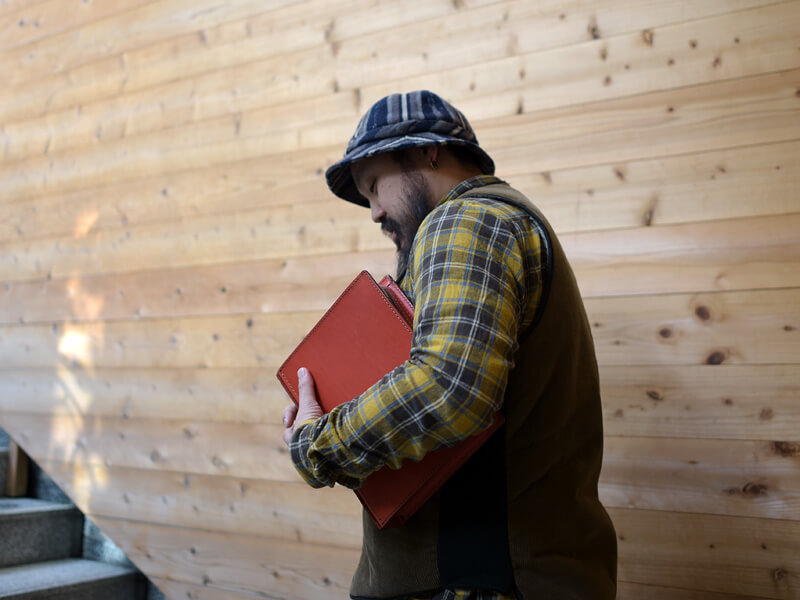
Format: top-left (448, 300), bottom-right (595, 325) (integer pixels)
top-left (420, 145), bottom-right (440, 163)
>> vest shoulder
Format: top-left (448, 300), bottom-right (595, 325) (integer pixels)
top-left (425, 189), bottom-right (535, 231)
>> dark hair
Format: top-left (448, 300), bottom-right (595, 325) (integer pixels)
top-left (445, 144), bottom-right (490, 173)
top-left (390, 144), bottom-right (489, 173)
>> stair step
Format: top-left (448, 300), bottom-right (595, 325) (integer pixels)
top-left (0, 558), bottom-right (144, 600)
top-left (0, 499), bottom-right (82, 568)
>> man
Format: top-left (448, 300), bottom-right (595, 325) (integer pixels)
top-left (282, 90), bottom-right (617, 599)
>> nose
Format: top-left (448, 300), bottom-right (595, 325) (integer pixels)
top-left (369, 200), bottom-right (386, 223)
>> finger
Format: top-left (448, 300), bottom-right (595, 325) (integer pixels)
top-left (297, 367), bottom-right (313, 402)
top-left (283, 403), bottom-right (297, 428)
top-left (283, 427), bottom-right (293, 446)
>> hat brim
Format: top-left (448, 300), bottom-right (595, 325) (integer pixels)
top-left (325, 132), bottom-right (495, 207)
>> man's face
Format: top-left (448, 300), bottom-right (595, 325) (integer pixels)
top-left (351, 152), bottom-right (435, 277)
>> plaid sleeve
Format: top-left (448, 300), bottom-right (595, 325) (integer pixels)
top-left (290, 198), bottom-right (542, 489)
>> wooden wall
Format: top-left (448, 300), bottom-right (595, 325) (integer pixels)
top-left (1, 0), bottom-right (798, 598)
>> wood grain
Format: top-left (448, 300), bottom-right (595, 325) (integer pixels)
top-left (1, 365), bottom-right (798, 443)
top-left (600, 437), bottom-right (800, 520)
top-left (617, 582), bottom-right (775, 600)
top-left (40, 461), bottom-right (362, 548)
top-left (3, 138), bottom-right (798, 246)
top-left (2, 2), bottom-right (798, 599)
top-left (3, 49), bottom-right (798, 204)
top-left (1, 212), bottom-right (798, 324)
top-left (0, 0), bottom-right (776, 128)
top-left (89, 516), bottom-right (360, 600)
top-left (0, 288), bottom-right (797, 369)
top-left (3, 412), bottom-right (297, 481)
top-left (611, 507), bottom-right (799, 598)
top-left (601, 365), bottom-right (800, 441)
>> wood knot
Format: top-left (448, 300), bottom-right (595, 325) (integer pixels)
top-left (742, 482), bottom-right (768, 497)
top-left (246, 318), bottom-right (253, 328)
top-left (641, 29), bottom-right (654, 46)
top-left (613, 166), bottom-right (626, 181)
top-left (603, 75), bottom-right (612, 86)
top-left (771, 441), bottom-right (800, 457)
top-left (771, 567), bottom-right (787, 582)
top-left (211, 455), bottom-right (229, 470)
top-left (705, 351), bottom-right (726, 365)
top-left (784, 324), bottom-right (796, 331)
top-left (723, 398), bottom-right (733, 406)
top-left (646, 390), bottom-right (663, 401)
top-left (759, 407), bottom-right (774, 420)
top-left (587, 17), bottom-right (600, 40)
top-left (613, 409), bottom-right (624, 418)
top-left (712, 56), bottom-right (722, 68)
top-left (658, 327), bottom-right (673, 339)
top-left (695, 305), bottom-right (711, 321)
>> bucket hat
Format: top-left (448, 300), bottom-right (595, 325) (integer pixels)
top-left (325, 90), bottom-right (495, 206)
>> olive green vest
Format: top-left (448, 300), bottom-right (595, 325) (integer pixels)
top-left (350, 183), bottom-right (617, 599)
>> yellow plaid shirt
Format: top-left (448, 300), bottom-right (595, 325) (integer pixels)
top-left (290, 176), bottom-right (546, 600)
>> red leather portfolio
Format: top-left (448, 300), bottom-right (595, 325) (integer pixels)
top-left (277, 270), bottom-right (504, 529)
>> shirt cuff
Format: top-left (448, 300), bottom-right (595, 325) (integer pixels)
top-left (288, 414), bottom-right (368, 490)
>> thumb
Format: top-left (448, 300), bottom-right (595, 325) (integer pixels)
top-left (296, 368), bottom-right (323, 423)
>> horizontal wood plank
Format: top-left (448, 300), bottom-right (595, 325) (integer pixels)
top-left (599, 437), bottom-right (800, 520)
top-left (0, 366), bottom-right (288, 422)
top-left (40, 460), bottom-right (362, 548)
top-left (587, 287), bottom-right (800, 367)
top-left (507, 139), bottom-right (800, 233)
top-left (0, 0), bottom-right (302, 89)
top-left (1, 365), bottom-right (797, 443)
top-left (150, 578), bottom-right (273, 600)
top-left (0, 0), bottom-right (499, 124)
top-left (488, 68), bottom-right (800, 175)
top-left (92, 508), bottom-right (800, 599)
top-left (90, 515), bottom-right (360, 599)
top-left (4, 65), bottom-right (799, 209)
top-left (611, 507), bottom-right (799, 598)
top-left (617, 581), bottom-right (775, 600)
top-left (0, 0), bottom-right (159, 54)
top-left (1, 212), bottom-right (798, 322)
top-left (3, 137), bottom-right (798, 248)
top-left (1, 288), bottom-right (798, 368)
top-left (0, 0), bottom-right (776, 129)
top-left (2, 170), bottom-right (799, 288)
top-left (601, 365), bottom-right (800, 441)
top-left (29, 431), bottom-right (798, 544)
top-left (2, 412), bottom-right (297, 481)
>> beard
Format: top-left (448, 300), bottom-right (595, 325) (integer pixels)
top-left (381, 171), bottom-right (434, 279)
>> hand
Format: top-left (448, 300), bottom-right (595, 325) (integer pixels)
top-left (282, 367), bottom-right (324, 446)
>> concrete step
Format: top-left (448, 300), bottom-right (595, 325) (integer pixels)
top-left (0, 558), bottom-right (145, 600)
top-left (0, 499), bottom-right (82, 568)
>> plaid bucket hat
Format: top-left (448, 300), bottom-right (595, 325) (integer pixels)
top-left (325, 90), bottom-right (495, 206)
